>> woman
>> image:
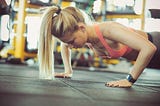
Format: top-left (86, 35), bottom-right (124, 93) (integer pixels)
top-left (38, 5), bottom-right (160, 88)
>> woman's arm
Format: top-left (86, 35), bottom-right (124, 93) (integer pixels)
top-left (54, 42), bottom-right (73, 78)
top-left (61, 42), bottom-right (73, 74)
top-left (104, 22), bottom-right (157, 87)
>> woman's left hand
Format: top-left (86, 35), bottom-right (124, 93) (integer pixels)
top-left (105, 79), bottom-right (133, 88)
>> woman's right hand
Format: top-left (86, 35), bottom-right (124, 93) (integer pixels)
top-left (58, 43), bottom-right (73, 78)
top-left (54, 72), bottom-right (73, 78)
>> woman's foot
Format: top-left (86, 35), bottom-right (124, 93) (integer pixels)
top-left (54, 72), bottom-right (72, 78)
top-left (105, 79), bottom-right (133, 88)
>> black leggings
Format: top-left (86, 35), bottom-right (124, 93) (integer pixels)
top-left (147, 32), bottom-right (160, 69)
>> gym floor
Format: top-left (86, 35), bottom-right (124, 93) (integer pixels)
top-left (0, 64), bottom-right (160, 106)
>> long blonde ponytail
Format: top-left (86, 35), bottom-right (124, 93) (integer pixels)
top-left (38, 7), bottom-right (58, 79)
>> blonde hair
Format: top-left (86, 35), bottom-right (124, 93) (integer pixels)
top-left (51, 6), bottom-right (85, 38)
top-left (38, 6), bottom-right (86, 79)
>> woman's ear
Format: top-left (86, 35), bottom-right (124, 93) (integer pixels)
top-left (78, 25), bottom-right (86, 32)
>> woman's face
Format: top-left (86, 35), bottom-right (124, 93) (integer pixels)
top-left (60, 27), bottom-right (88, 49)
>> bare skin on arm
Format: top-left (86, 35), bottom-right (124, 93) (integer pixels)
top-left (54, 43), bottom-right (73, 78)
top-left (101, 22), bottom-right (156, 87)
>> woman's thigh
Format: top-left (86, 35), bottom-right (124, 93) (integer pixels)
top-left (147, 32), bottom-right (160, 69)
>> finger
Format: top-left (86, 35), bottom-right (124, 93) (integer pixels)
top-left (105, 83), bottom-right (114, 87)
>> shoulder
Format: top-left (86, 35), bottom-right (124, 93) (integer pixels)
top-left (102, 22), bottom-right (130, 38)
top-left (98, 21), bottom-right (121, 38)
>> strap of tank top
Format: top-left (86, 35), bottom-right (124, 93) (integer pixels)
top-left (94, 25), bottom-right (113, 57)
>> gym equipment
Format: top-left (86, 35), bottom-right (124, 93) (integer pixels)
top-left (149, 9), bottom-right (160, 19)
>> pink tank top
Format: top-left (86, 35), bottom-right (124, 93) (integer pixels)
top-left (94, 25), bottom-right (132, 58)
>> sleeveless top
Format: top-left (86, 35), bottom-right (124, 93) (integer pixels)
top-left (93, 25), bottom-right (132, 58)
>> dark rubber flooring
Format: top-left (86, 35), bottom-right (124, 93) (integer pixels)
top-left (0, 64), bottom-right (160, 106)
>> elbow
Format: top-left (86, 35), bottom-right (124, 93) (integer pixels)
top-left (150, 44), bottom-right (157, 54)
top-left (145, 44), bottom-right (157, 56)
